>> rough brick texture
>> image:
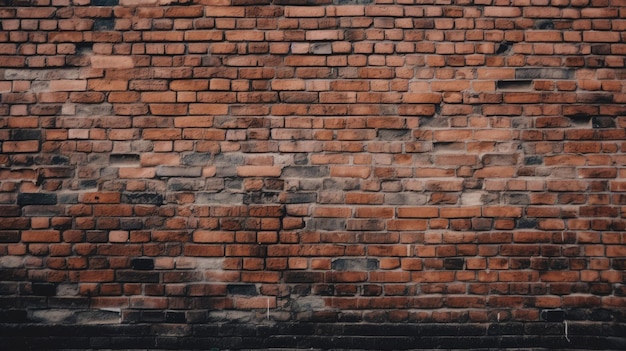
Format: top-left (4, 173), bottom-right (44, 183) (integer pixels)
top-left (1, 0), bottom-right (626, 349)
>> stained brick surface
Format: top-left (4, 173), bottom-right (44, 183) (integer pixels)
top-left (1, 0), bottom-right (626, 349)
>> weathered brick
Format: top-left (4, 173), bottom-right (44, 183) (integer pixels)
top-left (0, 1), bottom-right (625, 344)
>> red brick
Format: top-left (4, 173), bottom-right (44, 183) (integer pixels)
top-left (22, 230), bottom-right (60, 243)
top-left (237, 166), bottom-right (282, 177)
top-left (484, 6), bottom-right (522, 18)
top-left (440, 207), bottom-right (481, 218)
top-left (329, 166), bottom-right (371, 179)
top-left (90, 55), bottom-right (134, 69)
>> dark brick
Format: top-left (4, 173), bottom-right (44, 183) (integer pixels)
top-left (496, 41), bottom-right (513, 55)
top-left (10, 129), bottom-right (41, 140)
top-left (0, 269), bottom-right (27, 281)
top-left (181, 153), bottom-right (214, 166)
top-left (0, 231), bottom-right (19, 242)
top-left (86, 230), bottom-right (108, 243)
top-left (377, 129), bottom-right (411, 140)
top-left (17, 193), bottom-right (57, 206)
top-left (131, 258), bottom-right (155, 270)
top-left (32, 283), bottom-right (56, 296)
top-left (516, 68), bottom-right (574, 80)
top-left (517, 218), bottom-right (537, 229)
top-left (233, 0), bottom-right (270, 4)
top-left (592, 116), bottom-right (616, 128)
top-left (497, 80), bottom-right (532, 90)
top-left (487, 322), bottom-right (525, 335)
top-left (273, 0), bottom-right (331, 5)
top-left (331, 258), bottom-right (379, 271)
top-left (227, 284), bottom-right (258, 296)
top-left (541, 310), bottom-right (565, 322)
top-left (306, 218), bottom-right (346, 231)
top-left (0, 310), bottom-right (27, 323)
top-left (49, 297), bottom-right (89, 309)
top-left (524, 156), bottom-right (543, 165)
top-left (93, 18), bottom-right (115, 31)
top-left (49, 155), bottom-right (70, 165)
top-left (120, 218), bottom-right (143, 230)
top-left (109, 154), bottom-right (140, 165)
top-left (280, 192), bottom-right (317, 204)
top-left (612, 258), bottom-right (626, 270)
top-left (92, 0), bottom-right (119, 4)
top-left (282, 166), bottom-right (329, 178)
top-left (284, 271), bottom-right (324, 283)
top-left (534, 19), bottom-right (554, 29)
top-left (140, 311), bottom-right (165, 322)
top-left (443, 258), bottom-right (464, 270)
top-left (165, 311), bottom-right (186, 323)
top-left (121, 192), bottom-right (163, 205)
top-left (116, 271), bottom-right (159, 283)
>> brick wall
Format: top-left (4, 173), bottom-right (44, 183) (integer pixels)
top-left (1, 0), bottom-right (626, 349)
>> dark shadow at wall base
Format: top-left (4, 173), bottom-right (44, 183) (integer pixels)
top-left (0, 322), bottom-right (624, 350)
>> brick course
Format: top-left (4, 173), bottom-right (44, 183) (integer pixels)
top-left (1, 0), bottom-right (626, 349)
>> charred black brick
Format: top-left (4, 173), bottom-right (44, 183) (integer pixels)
top-left (181, 153), bottom-right (213, 166)
top-left (120, 218), bottom-right (143, 230)
top-left (108, 336), bottom-right (155, 349)
top-left (17, 193), bottom-right (57, 206)
top-left (591, 44), bottom-right (611, 55)
top-left (420, 323), bottom-right (486, 336)
top-left (10, 129), bottom-right (41, 140)
top-left (332, 258), bottom-right (379, 271)
top-left (233, 0), bottom-right (270, 5)
top-left (79, 179), bottom-right (98, 189)
top-left (284, 271), bottom-right (324, 283)
top-left (516, 68), bottom-right (574, 79)
top-left (549, 258), bottom-right (569, 270)
top-left (535, 19), bottom-right (554, 29)
top-left (0, 310), bottom-right (27, 323)
top-left (131, 258), bottom-right (154, 270)
top-left (92, 0), bottom-right (119, 5)
top-left (443, 258), bottom-right (464, 270)
top-left (613, 258), bottom-right (626, 270)
top-left (50, 155), bottom-right (70, 165)
top-left (589, 308), bottom-right (613, 321)
top-left (121, 192), bottom-right (163, 205)
top-left (0, 269), bottom-right (27, 281)
top-left (93, 19), bottom-right (115, 31)
top-left (32, 283), bottom-right (56, 296)
top-left (0, 231), bottom-right (19, 243)
top-left (592, 116), bottom-right (616, 128)
top-left (541, 309), bottom-right (565, 322)
top-left (524, 156), bottom-right (543, 165)
top-left (280, 192), bottom-right (317, 204)
top-left (517, 218), bottom-right (537, 229)
top-left (49, 297), bottom-right (89, 309)
top-left (496, 41), bottom-right (512, 54)
top-left (497, 80), bottom-right (534, 90)
top-left (110, 154), bottom-right (140, 165)
top-left (227, 284), bottom-right (258, 296)
top-left (487, 322), bottom-right (525, 335)
top-left (244, 191), bottom-right (279, 204)
top-left (116, 271), bottom-right (159, 283)
top-left (165, 311), bottom-right (186, 323)
top-left (140, 311), bottom-right (165, 322)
